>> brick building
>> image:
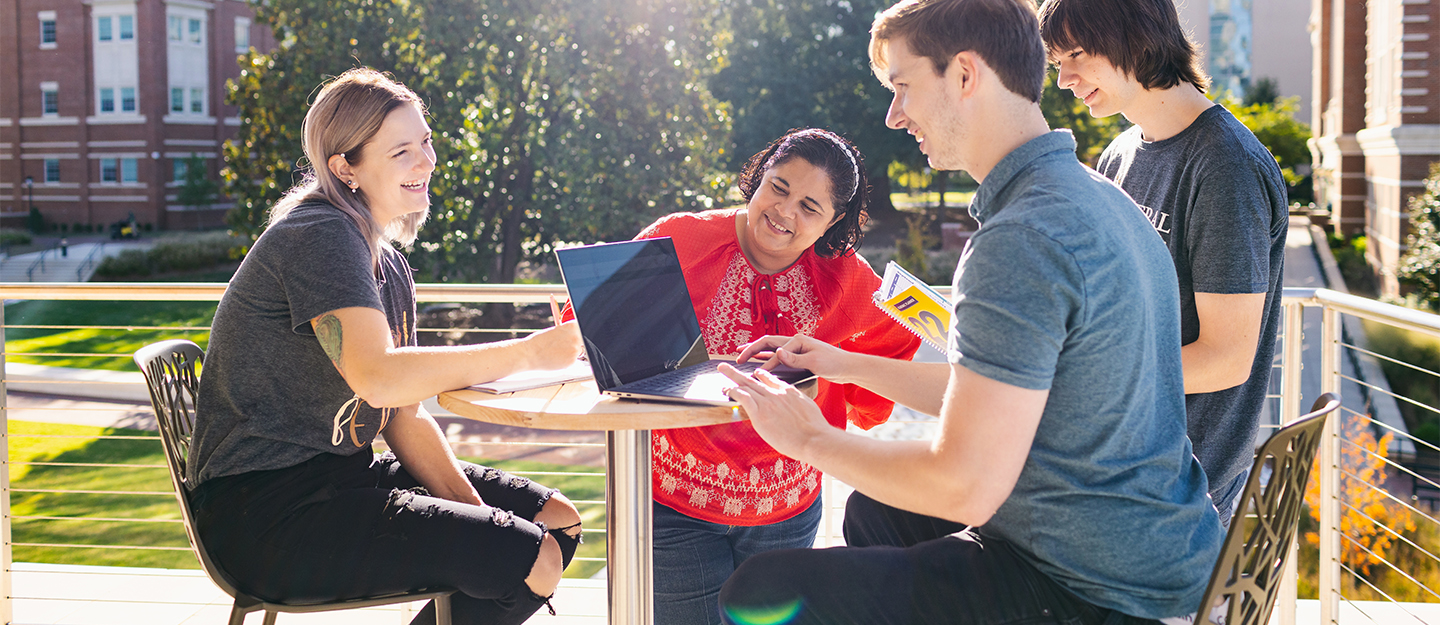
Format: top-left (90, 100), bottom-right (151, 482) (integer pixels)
top-left (1311, 0), bottom-right (1440, 297)
top-left (1, 0), bottom-right (274, 233)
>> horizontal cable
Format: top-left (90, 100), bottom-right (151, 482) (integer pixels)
top-left (13, 515), bottom-right (182, 524)
top-left (8, 434), bottom-right (159, 440)
top-left (1338, 532), bottom-right (1440, 602)
top-left (1347, 410), bottom-right (1440, 455)
top-left (1339, 499), bottom-right (1440, 568)
top-left (3, 352), bottom-right (133, 358)
top-left (1337, 467), bottom-right (1440, 529)
top-left (1338, 373), bottom-right (1440, 417)
top-left (1333, 568), bottom-right (1386, 624)
top-left (1345, 342), bottom-right (1440, 380)
top-left (4, 324), bottom-right (212, 332)
top-left (1337, 435), bottom-right (1440, 495)
top-left (10, 542), bottom-right (189, 551)
top-left (10, 488), bottom-right (171, 496)
top-left (448, 441), bottom-right (605, 449)
top-left (14, 461), bottom-right (165, 469)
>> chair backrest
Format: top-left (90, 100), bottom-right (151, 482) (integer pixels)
top-left (133, 339), bottom-right (245, 599)
top-left (1196, 392), bottom-right (1341, 625)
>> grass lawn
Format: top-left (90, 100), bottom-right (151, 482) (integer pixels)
top-left (3, 299), bottom-right (215, 371)
top-left (890, 190), bottom-right (977, 208)
top-left (9, 420), bottom-right (609, 578)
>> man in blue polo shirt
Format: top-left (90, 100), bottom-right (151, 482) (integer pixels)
top-left (715, 0), bottom-right (1222, 623)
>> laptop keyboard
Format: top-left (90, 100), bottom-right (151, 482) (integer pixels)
top-left (623, 360), bottom-right (763, 394)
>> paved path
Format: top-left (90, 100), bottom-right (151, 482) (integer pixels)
top-left (0, 238), bottom-right (153, 283)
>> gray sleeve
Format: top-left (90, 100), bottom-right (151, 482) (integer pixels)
top-left (272, 217), bottom-right (386, 334)
top-left (1184, 158), bottom-right (1273, 295)
top-left (947, 224), bottom-right (1084, 390)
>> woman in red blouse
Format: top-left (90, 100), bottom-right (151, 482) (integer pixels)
top-left (640, 129), bottom-right (921, 624)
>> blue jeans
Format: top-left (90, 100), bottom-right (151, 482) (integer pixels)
top-left (653, 497), bottom-right (824, 625)
top-left (1214, 467), bottom-right (1251, 532)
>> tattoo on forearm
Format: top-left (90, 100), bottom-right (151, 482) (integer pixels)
top-left (316, 314), bottom-right (345, 372)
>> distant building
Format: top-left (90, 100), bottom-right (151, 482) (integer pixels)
top-left (1310, 0), bottom-right (1440, 297)
top-left (1174, 0), bottom-right (1315, 122)
top-left (0, 0), bottom-right (274, 232)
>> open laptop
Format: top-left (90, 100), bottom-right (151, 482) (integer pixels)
top-left (556, 237), bottom-right (814, 406)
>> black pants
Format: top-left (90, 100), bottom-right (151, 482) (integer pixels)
top-left (717, 492), bottom-right (1162, 625)
top-left (192, 447), bottom-right (556, 625)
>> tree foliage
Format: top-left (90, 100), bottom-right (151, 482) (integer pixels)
top-left (710, 0), bottom-right (917, 217)
top-left (1399, 163), bottom-right (1440, 312)
top-left (224, 0), bottom-right (730, 284)
top-left (177, 154), bottom-right (218, 211)
top-left (1305, 408), bottom-right (1415, 578)
top-left (1221, 95), bottom-right (1313, 204)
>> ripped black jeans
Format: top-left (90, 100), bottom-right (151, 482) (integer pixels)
top-left (191, 446), bottom-right (557, 625)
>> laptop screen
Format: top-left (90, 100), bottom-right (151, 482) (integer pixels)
top-left (556, 238), bottom-right (708, 390)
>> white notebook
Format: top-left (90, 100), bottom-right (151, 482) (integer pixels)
top-left (467, 361), bottom-right (593, 394)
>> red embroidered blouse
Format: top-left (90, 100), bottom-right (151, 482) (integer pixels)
top-left (637, 209), bottom-right (921, 525)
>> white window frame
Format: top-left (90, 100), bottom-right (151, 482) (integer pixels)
top-left (41, 81), bottom-right (59, 116)
top-left (118, 14), bottom-right (134, 40)
top-left (44, 159), bottom-right (62, 184)
top-left (234, 17), bottom-right (250, 53)
top-left (39, 11), bottom-right (57, 49)
top-left (100, 158), bottom-right (119, 183)
top-left (98, 16), bottom-right (113, 42)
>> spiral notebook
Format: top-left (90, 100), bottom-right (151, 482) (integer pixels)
top-left (872, 261), bottom-right (952, 352)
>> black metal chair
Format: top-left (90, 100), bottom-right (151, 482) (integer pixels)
top-left (134, 339), bottom-right (455, 625)
top-left (1195, 392), bottom-right (1342, 625)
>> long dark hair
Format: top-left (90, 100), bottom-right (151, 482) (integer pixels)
top-left (737, 128), bottom-right (869, 258)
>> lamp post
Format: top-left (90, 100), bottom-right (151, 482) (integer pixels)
top-left (24, 176), bottom-right (33, 212)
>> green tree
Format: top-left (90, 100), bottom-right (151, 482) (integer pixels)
top-left (710, 0), bottom-right (919, 220)
top-left (1221, 95), bottom-right (1314, 204)
top-left (1399, 163), bottom-right (1440, 312)
top-left (1244, 76), bottom-right (1280, 106)
top-left (177, 154), bottom-right (218, 212)
top-left (224, 0), bottom-right (730, 287)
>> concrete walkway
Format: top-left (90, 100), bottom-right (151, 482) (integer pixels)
top-left (0, 239), bottom-right (153, 283)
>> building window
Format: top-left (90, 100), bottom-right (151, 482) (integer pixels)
top-left (190, 88), bottom-right (204, 114)
top-left (45, 159), bottom-right (61, 183)
top-left (173, 158), bottom-right (188, 182)
top-left (121, 158), bottom-right (138, 182)
top-left (98, 17), bottom-right (112, 41)
top-left (119, 15), bottom-right (134, 40)
top-left (40, 18), bottom-right (57, 46)
top-left (170, 88), bottom-right (184, 113)
top-left (42, 87), bottom-right (59, 116)
top-left (100, 159), bottom-right (118, 183)
top-left (99, 88), bottom-right (115, 112)
top-left (168, 16), bottom-right (182, 41)
top-left (121, 87), bottom-right (136, 112)
top-left (188, 18), bottom-right (202, 44)
top-left (235, 18), bottom-right (250, 52)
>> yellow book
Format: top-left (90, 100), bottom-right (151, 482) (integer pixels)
top-left (872, 262), bottom-right (951, 352)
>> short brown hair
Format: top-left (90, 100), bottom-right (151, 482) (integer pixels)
top-left (1037, 0), bottom-right (1210, 92)
top-left (870, 0), bottom-right (1047, 103)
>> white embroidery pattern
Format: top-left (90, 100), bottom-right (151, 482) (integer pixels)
top-left (701, 253), bottom-right (823, 354)
top-left (653, 433), bottom-right (822, 517)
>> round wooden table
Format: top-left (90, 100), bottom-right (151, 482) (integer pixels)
top-left (439, 379), bottom-right (792, 625)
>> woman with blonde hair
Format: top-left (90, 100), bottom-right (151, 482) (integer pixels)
top-left (188, 68), bottom-right (584, 624)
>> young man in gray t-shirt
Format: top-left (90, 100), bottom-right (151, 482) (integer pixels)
top-left (1039, 0), bottom-right (1289, 527)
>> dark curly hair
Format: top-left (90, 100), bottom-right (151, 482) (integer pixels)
top-left (736, 128), bottom-right (869, 258)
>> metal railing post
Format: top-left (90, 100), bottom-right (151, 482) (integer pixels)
top-left (1277, 301), bottom-right (1305, 625)
top-left (1317, 305), bottom-right (1342, 624)
top-left (1, 300), bottom-right (12, 623)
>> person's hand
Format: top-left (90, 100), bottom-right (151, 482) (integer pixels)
top-left (718, 364), bottom-right (828, 459)
top-left (736, 334), bottom-right (854, 384)
top-left (523, 321), bottom-right (584, 371)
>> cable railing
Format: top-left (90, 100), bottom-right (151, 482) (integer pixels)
top-left (2, 283), bottom-right (1440, 624)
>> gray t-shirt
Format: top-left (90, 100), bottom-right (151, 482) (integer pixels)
top-left (1097, 105), bottom-right (1288, 498)
top-left (190, 202), bottom-right (417, 486)
top-left (953, 131), bottom-right (1221, 619)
